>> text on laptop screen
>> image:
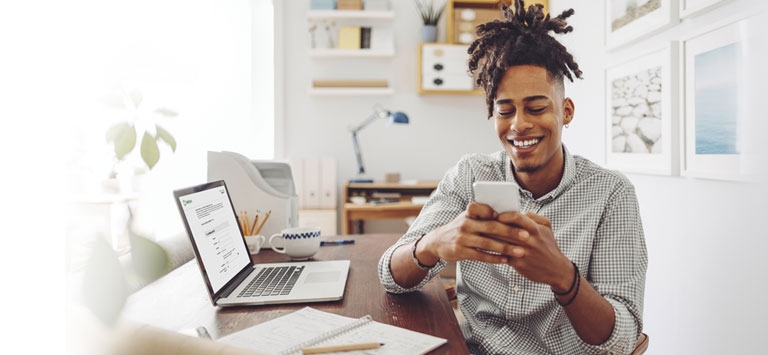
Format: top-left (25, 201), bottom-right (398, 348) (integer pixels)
top-left (178, 185), bottom-right (251, 293)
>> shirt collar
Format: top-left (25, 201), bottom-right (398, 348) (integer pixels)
top-left (504, 144), bottom-right (576, 202)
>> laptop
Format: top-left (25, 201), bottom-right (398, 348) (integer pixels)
top-left (173, 180), bottom-right (350, 307)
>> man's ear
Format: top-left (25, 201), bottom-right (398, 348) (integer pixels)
top-left (563, 98), bottom-right (575, 126)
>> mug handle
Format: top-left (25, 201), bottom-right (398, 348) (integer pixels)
top-left (269, 234), bottom-right (285, 253)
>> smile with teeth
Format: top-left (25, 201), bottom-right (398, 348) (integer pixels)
top-left (509, 137), bottom-right (541, 148)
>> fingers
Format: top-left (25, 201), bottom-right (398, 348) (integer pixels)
top-left (467, 202), bottom-right (496, 220)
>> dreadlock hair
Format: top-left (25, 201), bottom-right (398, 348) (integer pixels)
top-left (468, 0), bottom-right (583, 118)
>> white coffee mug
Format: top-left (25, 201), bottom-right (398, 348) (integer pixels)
top-left (269, 227), bottom-right (322, 260)
top-left (245, 235), bottom-right (266, 255)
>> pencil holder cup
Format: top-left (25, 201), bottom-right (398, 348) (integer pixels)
top-left (269, 227), bottom-right (322, 260)
top-left (245, 235), bottom-right (266, 255)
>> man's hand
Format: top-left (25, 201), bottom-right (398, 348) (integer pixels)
top-left (495, 211), bottom-right (573, 289)
top-left (415, 202), bottom-right (527, 266)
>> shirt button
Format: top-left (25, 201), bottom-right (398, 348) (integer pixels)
top-left (495, 340), bottom-right (501, 345)
top-left (513, 285), bottom-right (520, 293)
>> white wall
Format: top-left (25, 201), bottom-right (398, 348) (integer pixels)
top-left (61, 0), bottom-right (275, 239)
top-left (280, 1), bottom-right (500, 182)
top-left (556, 0), bottom-right (768, 353)
top-left (280, 0), bottom-right (768, 353)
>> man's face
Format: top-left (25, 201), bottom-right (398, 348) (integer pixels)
top-left (494, 65), bottom-right (574, 175)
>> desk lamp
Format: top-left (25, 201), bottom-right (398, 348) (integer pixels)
top-left (349, 105), bottom-right (409, 183)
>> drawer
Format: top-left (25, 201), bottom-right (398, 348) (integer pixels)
top-left (422, 73), bottom-right (474, 91)
top-left (422, 44), bottom-right (470, 75)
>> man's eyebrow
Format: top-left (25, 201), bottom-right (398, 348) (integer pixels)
top-left (494, 95), bottom-right (551, 105)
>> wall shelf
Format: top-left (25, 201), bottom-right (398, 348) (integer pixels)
top-left (308, 48), bottom-right (394, 58)
top-left (308, 87), bottom-right (395, 96)
top-left (307, 10), bottom-right (395, 20)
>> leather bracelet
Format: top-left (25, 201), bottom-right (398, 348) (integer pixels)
top-left (556, 272), bottom-right (581, 307)
top-left (554, 262), bottom-right (581, 307)
top-left (411, 235), bottom-right (437, 271)
top-left (552, 261), bottom-right (579, 295)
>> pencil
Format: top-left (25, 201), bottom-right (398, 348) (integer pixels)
top-left (243, 210), bottom-right (250, 236)
top-left (249, 212), bottom-right (260, 236)
top-left (253, 210), bottom-right (271, 235)
top-left (301, 342), bottom-right (383, 354)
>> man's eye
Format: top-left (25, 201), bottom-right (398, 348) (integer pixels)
top-left (528, 107), bottom-right (546, 114)
top-left (498, 111), bottom-right (513, 117)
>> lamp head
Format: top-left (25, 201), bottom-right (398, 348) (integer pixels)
top-left (387, 111), bottom-right (409, 125)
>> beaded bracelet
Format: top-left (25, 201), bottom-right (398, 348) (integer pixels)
top-left (411, 235), bottom-right (437, 271)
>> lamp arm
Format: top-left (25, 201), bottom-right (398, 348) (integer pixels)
top-left (351, 131), bottom-right (365, 175)
top-left (350, 111), bottom-right (385, 134)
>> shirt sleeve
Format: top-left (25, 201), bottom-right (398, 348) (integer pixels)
top-left (578, 178), bottom-right (648, 354)
top-left (378, 156), bottom-right (475, 293)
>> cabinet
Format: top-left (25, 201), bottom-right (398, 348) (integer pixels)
top-left (341, 181), bottom-right (439, 234)
top-left (307, 9), bottom-right (395, 96)
top-left (419, 1), bottom-right (548, 95)
top-left (418, 43), bottom-right (483, 95)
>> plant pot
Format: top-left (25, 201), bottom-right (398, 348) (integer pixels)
top-left (421, 25), bottom-right (437, 42)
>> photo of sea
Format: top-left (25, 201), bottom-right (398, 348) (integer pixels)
top-left (694, 42), bottom-right (741, 155)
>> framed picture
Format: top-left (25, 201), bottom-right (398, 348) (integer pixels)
top-left (681, 18), bottom-right (753, 181)
top-left (605, 0), bottom-right (679, 49)
top-left (679, 0), bottom-right (728, 18)
top-left (605, 43), bottom-right (679, 175)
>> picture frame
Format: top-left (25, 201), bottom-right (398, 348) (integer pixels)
top-left (605, 42), bottom-right (679, 176)
top-left (679, 0), bottom-right (728, 19)
top-left (605, 0), bottom-right (679, 50)
top-left (681, 17), bottom-right (753, 181)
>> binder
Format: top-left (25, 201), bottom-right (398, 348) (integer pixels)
top-left (303, 157), bottom-right (321, 208)
top-left (319, 157), bottom-right (337, 208)
top-left (338, 26), bottom-right (362, 49)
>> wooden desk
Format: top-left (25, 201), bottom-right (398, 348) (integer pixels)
top-left (342, 181), bottom-right (439, 234)
top-left (123, 234), bottom-right (468, 354)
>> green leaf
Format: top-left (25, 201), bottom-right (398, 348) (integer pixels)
top-left (140, 132), bottom-right (160, 169)
top-left (154, 107), bottom-right (178, 117)
top-left (155, 125), bottom-right (177, 152)
top-left (105, 123), bottom-right (136, 160)
top-left (128, 89), bottom-right (143, 108)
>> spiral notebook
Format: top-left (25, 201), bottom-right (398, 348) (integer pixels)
top-left (218, 307), bottom-right (447, 355)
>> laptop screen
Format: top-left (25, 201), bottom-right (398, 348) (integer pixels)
top-left (176, 182), bottom-right (251, 293)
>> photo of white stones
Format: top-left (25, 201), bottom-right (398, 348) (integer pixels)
top-left (610, 66), bottom-right (663, 154)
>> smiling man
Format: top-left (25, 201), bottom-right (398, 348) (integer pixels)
top-left (378, 1), bottom-right (647, 354)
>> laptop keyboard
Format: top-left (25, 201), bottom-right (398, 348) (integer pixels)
top-left (238, 266), bottom-right (305, 297)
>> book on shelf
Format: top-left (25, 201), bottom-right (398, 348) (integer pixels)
top-left (371, 192), bottom-right (401, 199)
top-left (360, 26), bottom-right (372, 49)
top-left (338, 25), bottom-right (362, 49)
top-left (312, 79), bottom-right (388, 88)
top-left (218, 307), bottom-right (447, 355)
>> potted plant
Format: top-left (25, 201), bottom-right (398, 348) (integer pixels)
top-left (416, 0), bottom-right (445, 42)
top-left (102, 87), bottom-right (178, 192)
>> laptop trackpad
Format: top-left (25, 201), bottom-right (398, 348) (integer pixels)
top-left (304, 271), bottom-right (340, 283)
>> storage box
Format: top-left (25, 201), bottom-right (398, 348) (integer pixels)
top-left (310, 0), bottom-right (336, 10)
top-left (364, 0), bottom-right (389, 11)
top-left (336, 0), bottom-right (363, 10)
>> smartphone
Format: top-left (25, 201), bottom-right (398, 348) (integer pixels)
top-left (472, 181), bottom-right (520, 213)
